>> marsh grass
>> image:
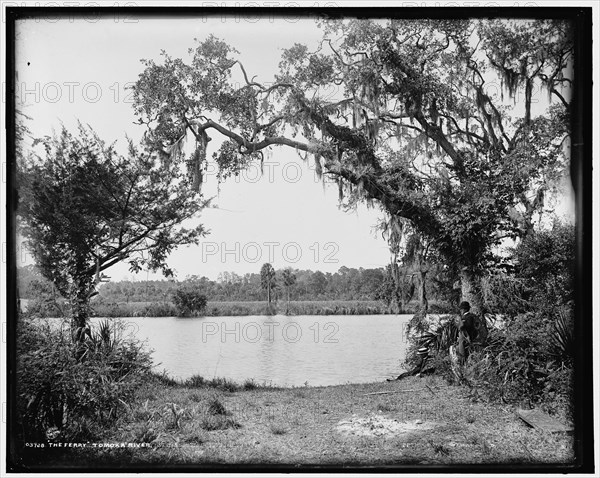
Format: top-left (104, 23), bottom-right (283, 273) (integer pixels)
top-left (88, 299), bottom-right (413, 317)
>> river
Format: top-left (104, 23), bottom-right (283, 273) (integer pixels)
top-left (92, 314), bottom-right (412, 387)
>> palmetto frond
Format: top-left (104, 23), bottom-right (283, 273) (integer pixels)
top-left (551, 307), bottom-right (573, 359)
top-left (419, 318), bottom-right (459, 352)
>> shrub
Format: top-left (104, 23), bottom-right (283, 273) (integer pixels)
top-left (404, 307), bottom-right (573, 415)
top-left (460, 310), bottom-right (573, 411)
top-left (207, 397), bottom-right (228, 416)
top-left (483, 222), bottom-right (575, 317)
top-left (16, 316), bottom-right (152, 444)
top-left (513, 223), bottom-right (575, 309)
top-left (185, 374), bottom-right (205, 388)
top-left (172, 287), bottom-right (208, 317)
top-left (206, 377), bottom-right (240, 392)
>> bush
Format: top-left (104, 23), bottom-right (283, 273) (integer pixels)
top-left (16, 316), bottom-right (152, 444)
top-left (513, 223), bottom-right (575, 309)
top-left (460, 309), bottom-right (573, 413)
top-left (483, 222), bottom-right (575, 317)
top-left (172, 287), bottom-right (207, 317)
top-left (404, 306), bottom-right (573, 415)
top-left (185, 374), bottom-right (205, 387)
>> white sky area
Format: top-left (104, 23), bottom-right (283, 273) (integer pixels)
top-left (13, 14), bottom-right (575, 281)
top-left (14, 15), bottom-right (396, 281)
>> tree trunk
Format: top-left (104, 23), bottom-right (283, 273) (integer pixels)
top-left (70, 288), bottom-right (91, 343)
top-left (390, 260), bottom-right (403, 314)
top-left (391, 290), bottom-right (402, 314)
top-left (459, 267), bottom-right (489, 345)
top-left (459, 268), bottom-right (485, 315)
top-left (417, 270), bottom-right (429, 314)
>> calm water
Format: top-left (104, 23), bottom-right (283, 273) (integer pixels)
top-left (93, 314), bottom-right (411, 387)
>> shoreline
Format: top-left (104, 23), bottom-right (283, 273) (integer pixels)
top-left (21, 298), bottom-right (455, 318)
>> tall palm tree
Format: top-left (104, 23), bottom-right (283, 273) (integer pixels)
top-left (260, 263), bottom-right (277, 305)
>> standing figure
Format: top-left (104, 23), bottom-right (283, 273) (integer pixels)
top-left (456, 301), bottom-right (479, 363)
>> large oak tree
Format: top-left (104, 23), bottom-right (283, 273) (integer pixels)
top-left (131, 18), bottom-right (573, 313)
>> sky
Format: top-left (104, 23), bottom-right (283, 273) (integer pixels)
top-left (12, 13), bottom-right (576, 282)
top-left (14, 14), bottom-right (394, 281)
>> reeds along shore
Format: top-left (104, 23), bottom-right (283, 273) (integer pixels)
top-left (87, 300), bottom-right (453, 318)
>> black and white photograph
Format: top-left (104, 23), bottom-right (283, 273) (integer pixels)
top-left (2, 2), bottom-right (596, 474)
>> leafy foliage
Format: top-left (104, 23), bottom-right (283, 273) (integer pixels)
top-left (19, 265), bottom-right (426, 305)
top-left (17, 266), bottom-right (64, 317)
top-left (461, 309), bottom-right (573, 413)
top-left (131, 19), bottom-right (572, 312)
top-left (512, 222), bottom-right (575, 309)
top-left (281, 268), bottom-right (297, 312)
top-left (483, 222), bottom-right (575, 316)
top-left (17, 124), bottom-right (208, 330)
top-left (408, 222), bottom-right (575, 415)
top-left (16, 316), bottom-right (152, 444)
top-left (172, 286), bottom-right (208, 317)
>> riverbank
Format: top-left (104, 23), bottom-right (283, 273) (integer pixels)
top-left (22, 374), bottom-right (574, 468)
top-left (86, 299), bottom-right (453, 318)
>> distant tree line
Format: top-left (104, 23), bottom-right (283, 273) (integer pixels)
top-left (17, 262), bottom-right (459, 310)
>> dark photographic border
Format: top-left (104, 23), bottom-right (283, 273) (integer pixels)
top-left (4, 4), bottom-right (594, 473)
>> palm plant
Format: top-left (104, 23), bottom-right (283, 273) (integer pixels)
top-left (551, 307), bottom-right (574, 361)
top-left (418, 317), bottom-right (459, 352)
top-left (260, 263), bottom-right (277, 305)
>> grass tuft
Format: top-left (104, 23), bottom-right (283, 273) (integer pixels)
top-left (207, 397), bottom-right (228, 416)
top-left (188, 392), bottom-right (203, 403)
top-left (131, 422), bottom-right (158, 444)
top-left (185, 374), bottom-right (205, 388)
top-left (428, 440), bottom-right (451, 456)
top-left (206, 377), bottom-right (240, 392)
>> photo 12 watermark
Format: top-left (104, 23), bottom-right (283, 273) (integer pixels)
top-left (3, 2), bottom-right (140, 23)
top-left (200, 319), bottom-right (340, 344)
top-left (199, 241), bottom-right (340, 265)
